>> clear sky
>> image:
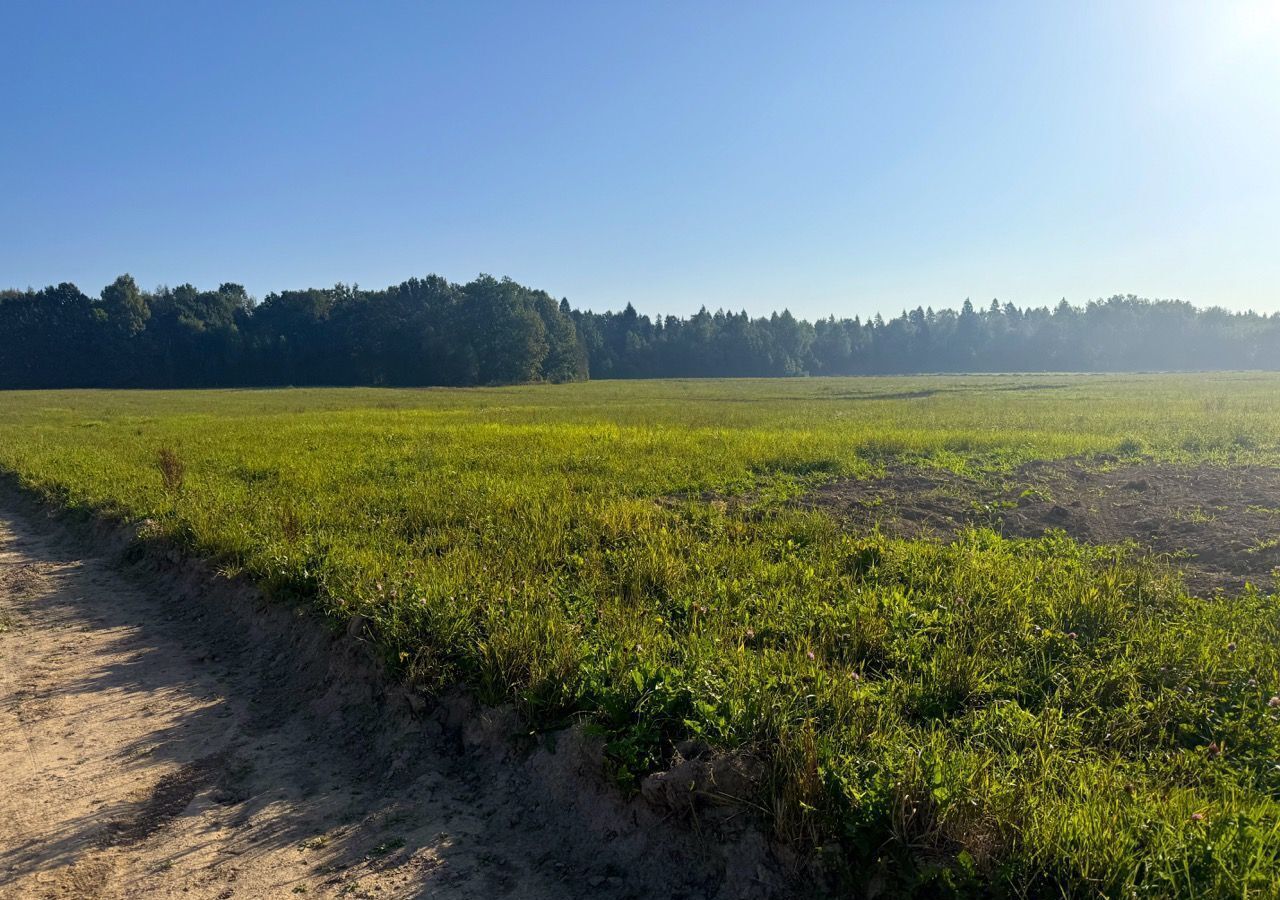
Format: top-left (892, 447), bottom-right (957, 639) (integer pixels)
top-left (2, 1), bottom-right (1278, 319)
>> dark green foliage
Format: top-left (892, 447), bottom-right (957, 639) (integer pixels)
top-left (100, 274), bottom-right (150, 337)
top-left (4, 275), bottom-right (1280, 389)
top-left (0, 273), bottom-right (587, 388)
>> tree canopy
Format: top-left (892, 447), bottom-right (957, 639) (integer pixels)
top-left (0, 274), bottom-right (586, 388)
top-left (2, 274), bottom-right (1278, 388)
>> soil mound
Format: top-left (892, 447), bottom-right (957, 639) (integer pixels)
top-left (810, 461), bottom-right (1280, 593)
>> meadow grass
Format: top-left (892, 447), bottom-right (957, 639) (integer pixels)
top-left (3, 373), bottom-right (1280, 897)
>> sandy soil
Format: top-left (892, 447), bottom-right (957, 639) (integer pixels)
top-left (0, 506), bottom-right (781, 900)
top-left (810, 461), bottom-right (1280, 593)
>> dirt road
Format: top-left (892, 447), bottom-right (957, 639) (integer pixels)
top-left (0, 506), bottom-right (776, 899)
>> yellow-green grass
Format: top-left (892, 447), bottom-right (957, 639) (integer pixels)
top-left (2, 373), bottom-right (1280, 897)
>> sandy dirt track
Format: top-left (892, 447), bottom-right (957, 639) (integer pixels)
top-left (0, 507), bottom-right (779, 900)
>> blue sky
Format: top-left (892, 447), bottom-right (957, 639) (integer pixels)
top-left (2, 1), bottom-right (1277, 319)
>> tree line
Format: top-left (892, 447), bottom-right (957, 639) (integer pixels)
top-left (576, 295), bottom-right (1280, 377)
top-left (0, 274), bottom-right (585, 388)
top-left (2, 273), bottom-right (1278, 388)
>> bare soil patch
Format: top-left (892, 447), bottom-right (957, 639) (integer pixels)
top-left (0, 501), bottom-right (786, 899)
top-left (809, 461), bottom-right (1280, 594)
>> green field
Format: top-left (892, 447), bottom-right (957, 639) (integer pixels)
top-left (4, 374), bottom-right (1280, 897)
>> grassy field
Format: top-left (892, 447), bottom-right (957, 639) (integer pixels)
top-left (3, 374), bottom-right (1280, 897)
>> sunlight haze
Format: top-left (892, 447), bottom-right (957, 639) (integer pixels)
top-left (2, 0), bottom-right (1277, 318)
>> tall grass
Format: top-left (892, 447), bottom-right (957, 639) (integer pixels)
top-left (2, 374), bottom-right (1280, 896)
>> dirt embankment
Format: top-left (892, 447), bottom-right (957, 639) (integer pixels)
top-left (0, 500), bottom-right (785, 900)
top-left (810, 461), bottom-right (1280, 594)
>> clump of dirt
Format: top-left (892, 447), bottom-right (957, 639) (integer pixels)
top-left (809, 461), bottom-right (1280, 594)
top-left (641, 740), bottom-right (766, 815)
